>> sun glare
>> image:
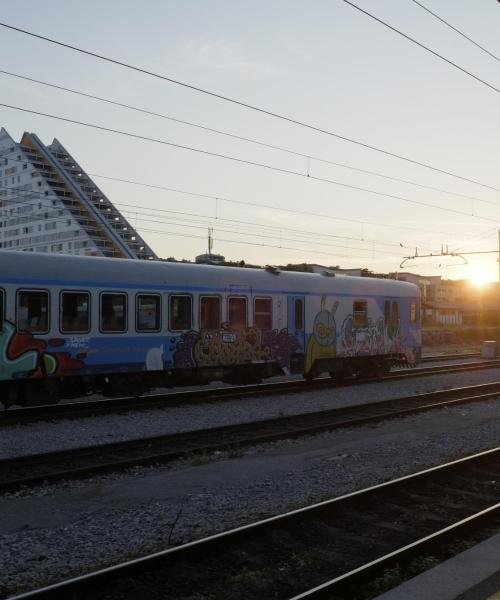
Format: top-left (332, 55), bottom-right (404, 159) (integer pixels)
top-left (469, 268), bottom-right (491, 287)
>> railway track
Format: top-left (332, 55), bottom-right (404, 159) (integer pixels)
top-left (2, 356), bottom-right (496, 426)
top-left (10, 445), bottom-right (500, 600)
top-left (3, 380), bottom-right (500, 492)
top-left (421, 351), bottom-right (480, 362)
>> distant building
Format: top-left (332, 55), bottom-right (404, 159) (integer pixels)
top-left (0, 128), bottom-right (156, 259)
top-left (395, 272), bottom-right (499, 326)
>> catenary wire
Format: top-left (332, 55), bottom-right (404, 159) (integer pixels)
top-left (0, 184), bottom-right (419, 255)
top-left (1, 101), bottom-right (498, 225)
top-left (0, 68), bottom-right (496, 207)
top-left (115, 202), bottom-right (420, 249)
top-left (410, 0), bottom-right (500, 62)
top-left (342, 0), bottom-right (500, 96)
top-left (124, 213), bottom-right (400, 256)
top-left (0, 152), bottom-right (490, 243)
top-left (2, 191), bottom-right (389, 261)
top-left (1, 21), bottom-right (500, 193)
top-left (451, 227), bottom-right (499, 253)
top-left (134, 226), bottom-right (391, 261)
top-left (90, 173), bottom-right (487, 238)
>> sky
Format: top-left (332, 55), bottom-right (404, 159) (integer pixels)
top-left (1, 0), bottom-right (500, 281)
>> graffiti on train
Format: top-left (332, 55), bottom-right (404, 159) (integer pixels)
top-left (305, 298), bottom-right (338, 372)
top-left (171, 326), bottom-right (299, 368)
top-left (0, 320), bottom-right (85, 380)
top-left (341, 315), bottom-right (403, 356)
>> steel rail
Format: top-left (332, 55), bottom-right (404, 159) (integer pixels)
top-left (8, 446), bottom-right (500, 600)
top-left (1, 357), bottom-right (496, 426)
top-left (2, 380), bottom-right (500, 492)
top-left (421, 351), bottom-right (480, 362)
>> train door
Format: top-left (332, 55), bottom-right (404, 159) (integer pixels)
top-left (287, 295), bottom-right (305, 352)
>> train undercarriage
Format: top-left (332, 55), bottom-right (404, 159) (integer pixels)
top-left (1, 353), bottom-right (413, 408)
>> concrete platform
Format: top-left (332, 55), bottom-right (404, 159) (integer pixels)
top-left (374, 532), bottom-right (500, 600)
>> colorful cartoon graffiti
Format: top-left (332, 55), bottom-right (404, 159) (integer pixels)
top-left (0, 320), bottom-right (85, 381)
top-left (172, 326), bottom-right (299, 369)
top-left (305, 298), bottom-right (338, 372)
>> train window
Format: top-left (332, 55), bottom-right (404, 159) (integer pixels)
top-left (294, 299), bottom-right (303, 330)
top-left (392, 301), bottom-right (399, 323)
top-left (254, 298), bottom-right (272, 330)
top-left (17, 290), bottom-right (49, 333)
top-left (384, 301), bottom-right (391, 325)
top-left (228, 297), bottom-right (247, 329)
top-left (0, 289), bottom-right (3, 331)
top-left (100, 293), bottom-right (127, 333)
top-left (136, 294), bottom-right (161, 332)
top-left (200, 296), bottom-right (220, 330)
top-left (170, 295), bottom-right (192, 330)
top-left (410, 301), bottom-right (417, 323)
top-left (61, 292), bottom-right (90, 333)
top-left (353, 300), bottom-right (367, 327)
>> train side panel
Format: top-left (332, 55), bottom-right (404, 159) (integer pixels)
top-left (0, 252), bottom-right (421, 405)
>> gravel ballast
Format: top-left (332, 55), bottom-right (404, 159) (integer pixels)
top-left (1, 366), bottom-right (500, 460)
top-left (2, 387), bottom-right (500, 597)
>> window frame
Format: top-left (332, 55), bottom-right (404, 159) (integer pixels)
top-left (169, 294), bottom-right (193, 331)
top-left (59, 289), bottom-right (91, 334)
top-left (353, 299), bottom-right (368, 328)
top-left (99, 291), bottom-right (128, 334)
top-left (16, 288), bottom-right (50, 334)
top-left (199, 295), bottom-right (222, 330)
top-left (410, 301), bottom-right (418, 324)
top-left (294, 298), bottom-right (304, 330)
top-left (384, 300), bottom-right (391, 325)
top-left (135, 293), bottom-right (161, 333)
top-left (227, 296), bottom-right (248, 330)
top-left (392, 301), bottom-right (399, 324)
top-left (253, 296), bottom-right (273, 330)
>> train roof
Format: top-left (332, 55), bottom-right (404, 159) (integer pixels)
top-left (0, 251), bottom-right (420, 298)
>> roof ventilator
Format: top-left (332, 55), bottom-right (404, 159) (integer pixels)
top-left (265, 265), bottom-right (281, 275)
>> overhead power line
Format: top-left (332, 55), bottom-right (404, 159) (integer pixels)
top-left (0, 69), bottom-right (495, 207)
top-left (1, 101), bottom-right (499, 225)
top-left (136, 226), bottom-right (389, 261)
top-left (411, 0), bottom-right (500, 62)
top-left (0, 183), bottom-right (414, 255)
top-left (342, 0), bottom-right (500, 96)
top-left (1, 182), bottom-right (389, 259)
top-left (1, 21), bottom-right (499, 193)
top-left (0, 183), bottom-right (432, 255)
top-left (125, 212), bottom-right (400, 256)
top-left (451, 227), bottom-right (499, 253)
top-left (0, 154), bottom-right (463, 239)
top-left (115, 202), bottom-right (416, 250)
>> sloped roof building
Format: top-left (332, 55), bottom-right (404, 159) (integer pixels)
top-left (0, 128), bottom-right (156, 259)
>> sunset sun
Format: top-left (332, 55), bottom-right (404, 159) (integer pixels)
top-left (469, 268), bottom-right (491, 287)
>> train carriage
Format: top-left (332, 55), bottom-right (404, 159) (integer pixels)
top-left (0, 251), bottom-right (421, 407)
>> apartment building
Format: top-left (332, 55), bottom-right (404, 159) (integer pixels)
top-left (0, 127), bottom-right (156, 259)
